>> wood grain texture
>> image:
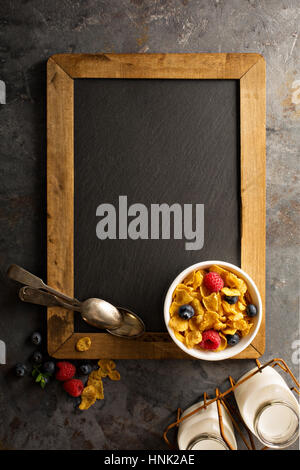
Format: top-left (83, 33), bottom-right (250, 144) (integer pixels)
top-left (47, 58), bottom-right (74, 355)
top-left (240, 56), bottom-right (266, 356)
top-left (47, 53), bottom-right (266, 359)
top-left (52, 332), bottom-right (261, 360)
top-left (51, 53), bottom-right (262, 79)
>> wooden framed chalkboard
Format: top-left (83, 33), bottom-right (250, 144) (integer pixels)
top-left (47, 54), bottom-right (265, 359)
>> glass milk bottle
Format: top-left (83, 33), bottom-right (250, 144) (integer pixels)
top-left (177, 400), bottom-right (237, 450)
top-left (234, 366), bottom-right (299, 448)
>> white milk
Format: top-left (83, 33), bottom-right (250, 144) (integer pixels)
top-left (177, 400), bottom-right (237, 450)
top-left (234, 366), bottom-right (299, 448)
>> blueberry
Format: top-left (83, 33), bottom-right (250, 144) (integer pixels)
top-left (79, 364), bottom-right (92, 375)
top-left (31, 331), bottom-right (42, 346)
top-left (246, 304), bottom-right (257, 317)
top-left (15, 363), bottom-right (27, 377)
top-left (224, 295), bottom-right (239, 305)
top-left (42, 361), bottom-right (55, 375)
top-left (178, 304), bottom-right (195, 320)
top-left (226, 333), bottom-right (240, 346)
top-left (32, 351), bottom-right (43, 364)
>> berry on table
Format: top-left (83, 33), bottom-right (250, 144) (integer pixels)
top-left (204, 272), bottom-right (224, 293)
top-left (55, 361), bottom-right (76, 381)
top-left (42, 361), bottom-right (55, 375)
top-left (32, 351), bottom-right (43, 364)
top-left (224, 295), bottom-right (238, 305)
top-left (199, 330), bottom-right (221, 350)
top-left (178, 304), bottom-right (195, 320)
top-left (226, 333), bottom-right (240, 346)
top-left (79, 364), bottom-right (92, 375)
top-left (246, 304), bottom-right (257, 317)
top-left (31, 331), bottom-right (42, 346)
top-left (63, 379), bottom-right (84, 397)
top-left (15, 363), bottom-right (27, 377)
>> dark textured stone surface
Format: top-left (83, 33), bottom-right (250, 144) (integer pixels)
top-left (0, 0), bottom-right (299, 451)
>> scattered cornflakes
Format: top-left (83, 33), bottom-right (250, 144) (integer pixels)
top-left (169, 266), bottom-right (255, 351)
top-left (79, 359), bottom-right (121, 410)
top-left (76, 336), bottom-right (92, 352)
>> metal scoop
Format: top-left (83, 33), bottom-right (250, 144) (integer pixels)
top-left (7, 264), bottom-right (122, 330)
top-left (19, 287), bottom-right (145, 338)
top-left (8, 265), bottom-right (145, 337)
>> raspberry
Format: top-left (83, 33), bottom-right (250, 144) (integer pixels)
top-left (55, 361), bottom-right (76, 381)
top-left (63, 379), bottom-right (84, 397)
top-left (204, 272), bottom-right (224, 292)
top-left (199, 330), bottom-right (221, 350)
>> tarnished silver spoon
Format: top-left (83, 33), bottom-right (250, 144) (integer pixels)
top-left (7, 265), bottom-right (122, 330)
top-left (7, 264), bottom-right (80, 307)
top-left (18, 286), bottom-right (122, 330)
top-left (19, 286), bottom-right (145, 337)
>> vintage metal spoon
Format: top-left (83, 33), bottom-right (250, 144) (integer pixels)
top-left (18, 285), bottom-right (122, 330)
top-left (8, 265), bottom-right (144, 336)
top-left (7, 264), bottom-right (81, 307)
top-left (19, 286), bottom-right (145, 337)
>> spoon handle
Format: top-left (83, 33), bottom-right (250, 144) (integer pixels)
top-left (7, 264), bottom-right (81, 307)
top-left (19, 286), bottom-right (82, 312)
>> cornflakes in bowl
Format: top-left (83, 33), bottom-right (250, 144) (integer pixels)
top-left (164, 261), bottom-right (262, 361)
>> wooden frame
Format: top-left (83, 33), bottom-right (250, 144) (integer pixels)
top-left (47, 53), bottom-right (265, 359)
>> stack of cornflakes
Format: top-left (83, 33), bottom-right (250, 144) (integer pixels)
top-left (169, 265), bottom-right (254, 351)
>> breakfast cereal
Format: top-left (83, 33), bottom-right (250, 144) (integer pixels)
top-left (169, 265), bottom-right (256, 351)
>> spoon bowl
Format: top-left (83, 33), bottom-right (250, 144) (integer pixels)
top-left (80, 298), bottom-right (122, 330)
top-left (106, 307), bottom-right (145, 338)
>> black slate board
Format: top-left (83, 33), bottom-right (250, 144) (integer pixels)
top-left (74, 78), bottom-right (240, 333)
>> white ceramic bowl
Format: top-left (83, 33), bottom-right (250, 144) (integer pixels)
top-left (164, 261), bottom-right (262, 361)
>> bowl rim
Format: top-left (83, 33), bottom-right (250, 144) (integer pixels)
top-left (163, 260), bottom-right (262, 361)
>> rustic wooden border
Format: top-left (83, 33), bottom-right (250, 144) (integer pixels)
top-left (47, 53), bottom-right (265, 359)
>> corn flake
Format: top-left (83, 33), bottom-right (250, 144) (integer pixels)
top-left (185, 330), bottom-right (202, 349)
top-left (108, 370), bottom-right (121, 381)
top-left (202, 292), bottom-right (219, 312)
top-left (174, 331), bottom-right (185, 343)
top-left (174, 287), bottom-right (194, 304)
top-left (190, 298), bottom-right (205, 317)
top-left (98, 359), bottom-right (116, 374)
top-left (209, 265), bottom-right (229, 280)
top-left (226, 272), bottom-right (247, 294)
top-left (87, 376), bottom-right (104, 400)
top-left (170, 301), bottom-right (182, 317)
top-left (76, 336), bottom-right (92, 352)
top-left (79, 385), bottom-right (97, 410)
top-left (200, 284), bottom-right (211, 298)
top-left (217, 333), bottom-right (227, 351)
top-left (169, 315), bottom-right (189, 332)
top-left (221, 287), bottom-right (240, 297)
